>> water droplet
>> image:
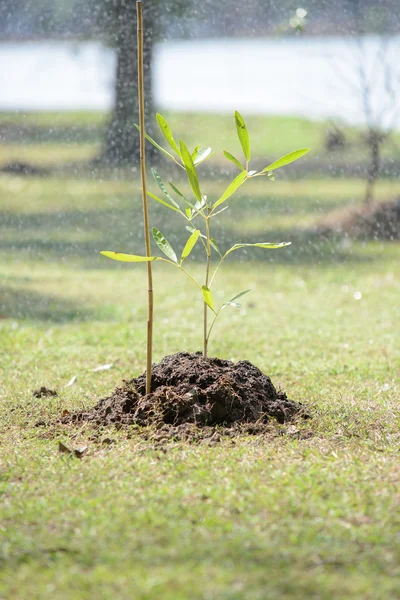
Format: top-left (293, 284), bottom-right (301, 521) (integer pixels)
top-left (296, 7), bottom-right (307, 18)
top-left (353, 291), bottom-right (362, 300)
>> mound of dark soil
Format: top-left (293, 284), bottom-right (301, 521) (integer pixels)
top-left (67, 352), bottom-right (305, 433)
top-left (319, 197), bottom-right (400, 240)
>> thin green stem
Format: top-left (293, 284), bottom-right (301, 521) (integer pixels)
top-left (157, 258), bottom-right (202, 290)
top-left (198, 234), bottom-right (208, 253)
top-left (178, 264), bottom-right (203, 291)
top-left (206, 307), bottom-right (222, 346)
top-left (250, 172), bottom-right (268, 178)
top-left (209, 255), bottom-right (225, 288)
top-left (203, 215), bottom-right (211, 358)
top-left (174, 159), bottom-right (185, 170)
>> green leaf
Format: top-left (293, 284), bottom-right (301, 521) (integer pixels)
top-left (202, 286), bottom-right (215, 312)
top-left (180, 140), bottom-right (203, 202)
top-left (151, 169), bottom-right (179, 208)
top-left (225, 242), bottom-right (291, 257)
top-left (212, 170), bottom-right (247, 210)
top-left (223, 150), bottom-right (244, 170)
top-left (228, 289), bottom-right (251, 303)
top-left (210, 237), bottom-right (222, 256)
top-left (156, 113), bottom-right (181, 156)
top-left (262, 148), bottom-right (310, 172)
top-left (147, 190), bottom-right (181, 213)
top-left (195, 196), bottom-right (207, 211)
top-left (222, 290), bottom-right (251, 310)
top-left (185, 207), bottom-right (192, 219)
top-left (170, 182), bottom-right (199, 213)
top-left (193, 147), bottom-right (213, 166)
top-left (210, 206), bottom-right (229, 218)
top-left (186, 227), bottom-right (221, 256)
top-left (169, 182), bottom-right (190, 204)
top-left (186, 225), bottom-right (205, 240)
top-left (192, 145), bottom-right (200, 161)
top-left (152, 227), bottom-right (178, 263)
top-left (100, 251), bottom-right (158, 263)
top-left (223, 301), bottom-right (241, 309)
top-left (181, 229), bottom-right (200, 262)
top-left (234, 111), bottom-right (251, 162)
top-left (134, 124), bottom-right (176, 162)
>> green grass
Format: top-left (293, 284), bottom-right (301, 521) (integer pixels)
top-left (165, 113), bottom-right (325, 159)
top-left (1, 110), bottom-right (400, 172)
top-left (0, 143), bottom-right (98, 166)
top-left (0, 111), bottom-right (108, 127)
top-left (1, 172), bottom-right (398, 268)
top-left (1, 139), bottom-right (400, 598)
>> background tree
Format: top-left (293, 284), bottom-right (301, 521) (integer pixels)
top-left (1, 0), bottom-right (398, 169)
top-left (100, 0), bottom-right (156, 165)
top-left (357, 37), bottom-right (400, 204)
top-left (98, 0), bottom-right (188, 166)
top-left (328, 0), bottom-right (400, 203)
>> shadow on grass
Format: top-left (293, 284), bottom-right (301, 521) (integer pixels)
top-left (0, 123), bottom-right (103, 145)
top-left (0, 283), bottom-right (99, 322)
top-left (0, 203), bottom-right (376, 268)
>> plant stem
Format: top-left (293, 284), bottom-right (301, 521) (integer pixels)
top-left (178, 265), bottom-right (202, 291)
top-left (203, 215), bottom-right (211, 358)
top-left (137, 0), bottom-right (153, 395)
top-left (206, 309), bottom-right (221, 349)
top-left (156, 258), bottom-right (202, 291)
top-left (209, 256), bottom-right (224, 287)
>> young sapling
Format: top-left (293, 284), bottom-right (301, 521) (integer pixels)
top-left (101, 111), bottom-right (309, 358)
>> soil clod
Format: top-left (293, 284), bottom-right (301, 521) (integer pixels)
top-left (33, 386), bottom-right (58, 398)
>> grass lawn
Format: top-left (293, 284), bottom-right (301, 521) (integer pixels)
top-left (1, 134), bottom-right (400, 599)
top-left (1, 110), bottom-right (400, 171)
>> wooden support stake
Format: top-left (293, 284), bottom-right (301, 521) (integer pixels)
top-left (137, 0), bottom-right (153, 394)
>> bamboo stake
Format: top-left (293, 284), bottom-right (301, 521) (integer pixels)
top-left (137, 0), bottom-right (153, 394)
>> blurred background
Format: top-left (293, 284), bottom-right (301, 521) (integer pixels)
top-left (1, 0), bottom-right (400, 325)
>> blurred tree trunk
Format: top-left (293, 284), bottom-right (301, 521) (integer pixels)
top-left (102, 1), bottom-right (158, 165)
top-left (364, 130), bottom-right (383, 204)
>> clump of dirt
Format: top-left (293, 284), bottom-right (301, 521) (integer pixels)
top-left (319, 197), bottom-right (400, 240)
top-left (33, 386), bottom-right (58, 398)
top-left (66, 352), bottom-right (306, 437)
